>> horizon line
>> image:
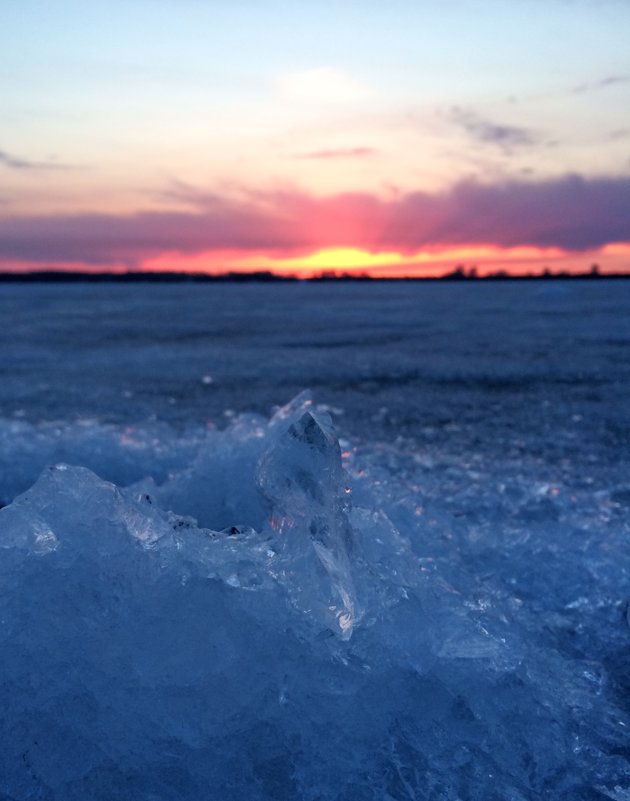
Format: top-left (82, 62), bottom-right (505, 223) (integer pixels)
top-left (1, 266), bottom-right (629, 284)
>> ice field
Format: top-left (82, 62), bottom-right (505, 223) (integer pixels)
top-left (1, 279), bottom-right (630, 800)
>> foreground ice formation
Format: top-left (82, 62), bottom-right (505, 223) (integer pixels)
top-left (1, 393), bottom-right (630, 800)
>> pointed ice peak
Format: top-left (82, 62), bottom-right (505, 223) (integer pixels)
top-left (269, 390), bottom-right (313, 427)
top-left (256, 408), bottom-right (344, 517)
top-left (287, 410), bottom-right (338, 456)
top-left (255, 403), bottom-right (361, 639)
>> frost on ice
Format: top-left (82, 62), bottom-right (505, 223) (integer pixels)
top-left (1, 392), bottom-right (630, 800)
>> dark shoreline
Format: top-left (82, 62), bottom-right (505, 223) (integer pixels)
top-left (0, 269), bottom-right (629, 284)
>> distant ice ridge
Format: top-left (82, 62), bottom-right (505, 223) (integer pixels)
top-left (1, 393), bottom-right (630, 800)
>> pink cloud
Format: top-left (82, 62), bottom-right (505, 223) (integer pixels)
top-left (0, 174), bottom-right (628, 268)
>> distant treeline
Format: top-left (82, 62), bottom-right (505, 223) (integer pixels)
top-left (0, 266), bottom-right (628, 283)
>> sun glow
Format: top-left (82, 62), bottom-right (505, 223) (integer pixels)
top-left (280, 248), bottom-right (411, 273)
top-left (140, 242), bottom-right (629, 279)
top-left (240, 245), bottom-right (573, 277)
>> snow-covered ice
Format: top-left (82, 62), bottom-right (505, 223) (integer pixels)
top-left (1, 280), bottom-right (630, 800)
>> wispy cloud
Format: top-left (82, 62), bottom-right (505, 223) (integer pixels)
top-left (293, 147), bottom-right (378, 160)
top-left (154, 179), bottom-right (240, 211)
top-left (448, 107), bottom-right (539, 152)
top-left (0, 148), bottom-right (74, 171)
top-left (0, 175), bottom-right (628, 267)
top-left (573, 74), bottom-right (630, 94)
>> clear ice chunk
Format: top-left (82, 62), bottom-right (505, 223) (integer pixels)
top-left (257, 408), bottom-right (361, 639)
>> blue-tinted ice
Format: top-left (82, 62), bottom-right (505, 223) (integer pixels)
top-left (1, 281), bottom-right (630, 800)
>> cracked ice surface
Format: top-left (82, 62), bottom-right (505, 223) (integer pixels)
top-left (1, 282), bottom-right (630, 800)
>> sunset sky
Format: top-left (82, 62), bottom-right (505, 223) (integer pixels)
top-left (1, 0), bottom-right (629, 277)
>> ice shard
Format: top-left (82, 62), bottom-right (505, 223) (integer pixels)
top-left (257, 408), bottom-right (361, 638)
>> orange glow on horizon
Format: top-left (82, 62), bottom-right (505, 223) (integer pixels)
top-left (142, 243), bottom-right (630, 278)
top-left (5, 244), bottom-right (628, 278)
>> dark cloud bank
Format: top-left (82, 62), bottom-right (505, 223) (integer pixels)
top-left (0, 175), bottom-right (629, 267)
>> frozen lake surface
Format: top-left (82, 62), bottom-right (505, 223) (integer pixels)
top-left (1, 280), bottom-right (630, 800)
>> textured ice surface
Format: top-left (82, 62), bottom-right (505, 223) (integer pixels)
top-left (1, 282), bottom-right (630, 800)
